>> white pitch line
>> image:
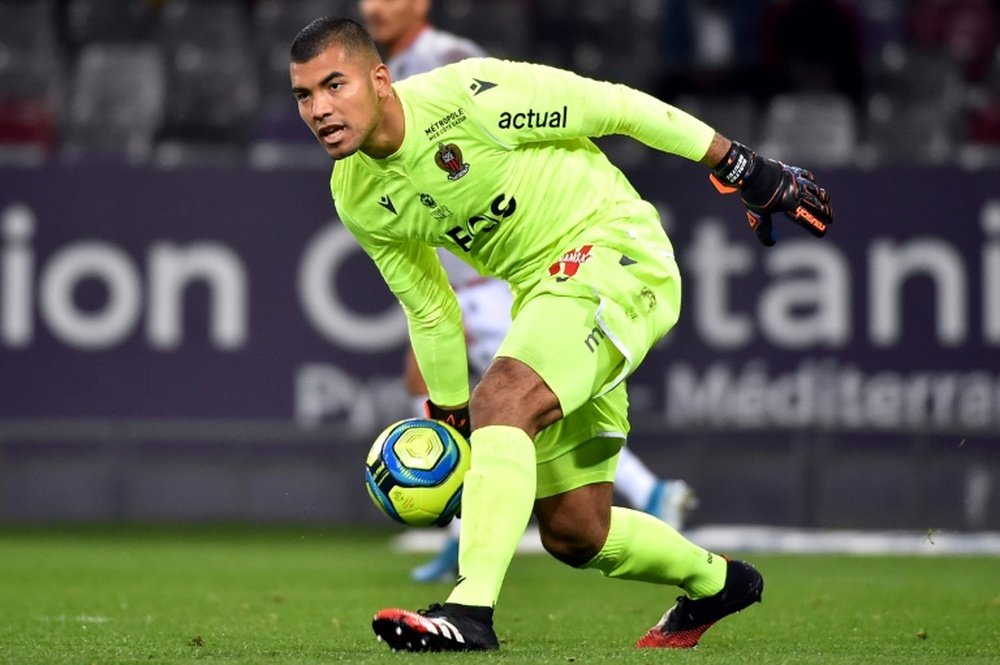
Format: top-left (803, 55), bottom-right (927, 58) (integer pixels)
top-left (393, 525), bottom-right (1000, 556)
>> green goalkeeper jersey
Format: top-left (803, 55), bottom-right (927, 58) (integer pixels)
top-left (331, 57), bottom-right (715, 406)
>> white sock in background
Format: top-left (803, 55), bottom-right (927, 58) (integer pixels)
top-left (614, 445), bottom-right (658, 509)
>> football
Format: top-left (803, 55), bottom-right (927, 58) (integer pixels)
top-left (364, 418), bottom-right (471, 527)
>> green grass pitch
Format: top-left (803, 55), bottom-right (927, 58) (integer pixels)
top-left (0, 526), bottom-right (997, 664)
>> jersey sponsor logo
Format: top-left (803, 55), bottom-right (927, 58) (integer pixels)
top-left (548, 244), bottom-right (593, 282)
top-left (419, 193), bottom-right (454, 221)
top-left (424, 108), bottom-right (467, 141)
top-left (378, 195), bottom-right (397, 214)
top-left (435, 143), bottom-right (470, 181)
top-left (445, 193), bottom-right (517, 252)
top-left (469, 78), bottom-right (497, 96)
top-left (498, 106), bottom-right (568, 130)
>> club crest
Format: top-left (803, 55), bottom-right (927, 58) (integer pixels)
top-left (434, 143), bottom-right (470, 181)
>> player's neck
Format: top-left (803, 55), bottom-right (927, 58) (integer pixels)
top-left (385, 21), bottom-right (429, 59)
top-left (362, 92), bottom-right (406, 160)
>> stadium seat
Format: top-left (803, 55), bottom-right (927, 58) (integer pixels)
top-left (0, 1), bottom-right (61, 97)
top-left (62, 0), bottom-right (156, 50)
top-left (435, 0), bottom-right (531, 60)
top-left (0, 0), bottom-right (61, 163)
top-left (156, 0), bottom-right (259, 144)
top-left (62, 43), bottom-right (166, 161)
top-left (870, 44), bottom-right (966, 114)
top-left (966, 45), bottom-right (1000, 146)
top-left (0, 97), bottom-right (56, 166)
top-left (862, 94), bottom-right (960, 165)
top-left (759, 92), bottom-right (858, 166)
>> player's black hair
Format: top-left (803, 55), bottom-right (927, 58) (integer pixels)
top-left (290, 16), bottom-right (381, 64)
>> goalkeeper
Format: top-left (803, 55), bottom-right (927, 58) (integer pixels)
top-left (289, 17), bottom-right (832, 652)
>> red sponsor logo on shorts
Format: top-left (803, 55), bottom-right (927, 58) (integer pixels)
top-left (548, 245), bottom-right (593, 282)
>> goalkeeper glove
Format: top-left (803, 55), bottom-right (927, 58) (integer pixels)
top-left (424, 400), bottom-right (471, 439)
top-left (709, 141), bottom-right (833, 247)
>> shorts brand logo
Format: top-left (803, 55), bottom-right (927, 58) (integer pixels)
top-left (584, 326), bottom-right (606, 353)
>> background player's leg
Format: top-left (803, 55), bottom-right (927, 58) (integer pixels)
top-left (615, 446), bottom-right (698, 529)
top-left (400, 346), bottom-right (462, 581)
top-left (410, 279), bottom-right (515, 583)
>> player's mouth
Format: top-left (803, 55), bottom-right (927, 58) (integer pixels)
top-left (317, 123), bottom-right (346, 145)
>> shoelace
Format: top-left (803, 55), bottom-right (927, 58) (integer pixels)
top-left (418, 603), bottom-right (444, 616)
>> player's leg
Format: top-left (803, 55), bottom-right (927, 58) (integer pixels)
top-left (410, 517), bottom-right (460, 583)
top-left (615, 446), bottom-right (698, 529)
top-left (518, 237), bottom-right (761, 649)
top-left (534, 478), bottom-right (723, 596)
top-left (372, 355), bottom-right (559, 651)
top-left (534, 393), bottom-right (762, 650)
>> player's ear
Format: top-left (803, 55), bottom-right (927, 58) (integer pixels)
top-left (372, 62), bottom-right (392, 98)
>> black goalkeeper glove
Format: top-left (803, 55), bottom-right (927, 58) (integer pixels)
top-left (424, 400), bottom-right (471, 439)
top-left (709, 141), bottom-right (833, 247)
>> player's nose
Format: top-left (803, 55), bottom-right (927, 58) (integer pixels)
top-left (311, 94), bottom-right (334, 120)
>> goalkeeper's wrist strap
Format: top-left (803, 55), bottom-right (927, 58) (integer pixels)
top-left (712, 141), bottom-right (758, 189)
top-left (425, 400), bottom-right (470, 436)
top-left (712, 141), bottom-right (782, 207)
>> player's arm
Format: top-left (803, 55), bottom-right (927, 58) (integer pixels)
top-left (339, 213), bottom-right (470, 408)
top-left (462, 59), bottom-right (833, 244)
top-left (461, 58), bottom-right (715, 161)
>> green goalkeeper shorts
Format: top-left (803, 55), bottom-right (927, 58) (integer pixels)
top-left (495, 214), bottom-right (682, 498)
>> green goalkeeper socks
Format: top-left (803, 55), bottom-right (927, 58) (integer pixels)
top-left (446, 425), bottom-right (536, 608)
top-left (583, 506), bottom-right (726, 599)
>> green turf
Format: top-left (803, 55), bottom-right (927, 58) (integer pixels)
top-left (0, 526), bottom-right (997, 664)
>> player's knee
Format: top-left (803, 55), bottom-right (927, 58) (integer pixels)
top-left (535, 484), bottom-right (613, 566)
top-left (539, 521), bottom-right (605, 567)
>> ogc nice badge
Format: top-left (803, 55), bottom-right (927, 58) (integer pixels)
top-left (435, 142), bottom-right (470, 181)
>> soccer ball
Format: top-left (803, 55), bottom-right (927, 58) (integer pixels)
top-left (364, 418), bottom-right (471, 527)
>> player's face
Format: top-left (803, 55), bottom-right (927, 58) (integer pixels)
top-left (359, 0), bottom-right (427, 47)
top-left (290, 44), bottom-right (388, 160)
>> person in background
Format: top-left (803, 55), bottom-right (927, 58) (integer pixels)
top-left (359, 0), bottom-right (697, 584)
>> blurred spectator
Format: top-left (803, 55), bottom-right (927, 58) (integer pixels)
top-left (907, 0), bottom-right (999, 83)
top-left (657, 0), bottom-right (769, 100)
top-left (762, 0), bottom-right (866, 114)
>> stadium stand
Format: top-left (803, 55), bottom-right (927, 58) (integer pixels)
top-left (0, 0), bottom-right (996, 168)
top-left (0, 0), bottom-right (61, 165)
top-left (62, 43), bottom-right (166, 162)
top-left (153, 0), bottom-right (259, 165)
top-left (759, 92), bottom-right (858, 167)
